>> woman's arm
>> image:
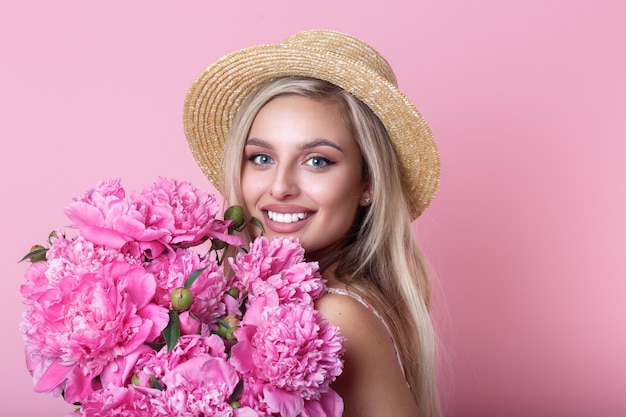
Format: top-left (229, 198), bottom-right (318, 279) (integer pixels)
top-left (315, 292), bottom-right (421, 417)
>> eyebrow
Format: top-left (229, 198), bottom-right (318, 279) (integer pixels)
top-left (245, 138), bottom-right (344, 153)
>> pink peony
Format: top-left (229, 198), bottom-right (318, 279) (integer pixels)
top-left (20, 233), bottom-right (132, 306)
top-left (20, 261), bottom-right (50, 307)
top-left (67, 384), bottom-right (158, 417)
top-left (136, 176), bottom-right (243, 247)
top-left (151, 335), bottom-right (228, 378)
top-left (129, 335), bottom-right (229, 394)
top-left (64, 179), bottom-right (168, 255)
top-left (150, 355), bottom-right (255, 417)
top-left (265, 261), bottom-right (325, 305)
top-left (231, 302), bottom-right (345, 416)
top-left (229, 237), bottom-right (325, 305)
top-left (21, 261), bottom-right (165, 403)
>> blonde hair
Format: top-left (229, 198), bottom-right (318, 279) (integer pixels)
top-left (221, 77), bottom-right (441, 417)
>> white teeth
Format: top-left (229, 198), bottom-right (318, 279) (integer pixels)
top-left (267, 210), bottom-right (307, 223)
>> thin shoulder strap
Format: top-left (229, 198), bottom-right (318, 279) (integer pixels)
top-left (325, 287), bottom-right (405, 376)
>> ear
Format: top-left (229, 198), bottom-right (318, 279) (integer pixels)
top-left (359, 180), bottom-right (373, 207)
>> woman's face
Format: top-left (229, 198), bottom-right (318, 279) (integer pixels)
top-left (241, 94), bottom-right (367, 260)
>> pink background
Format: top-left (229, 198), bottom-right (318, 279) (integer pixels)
top-left (2, 1), bottom-right (624, 416)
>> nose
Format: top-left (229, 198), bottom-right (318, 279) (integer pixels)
top-left (269, 165), bottom-right (299, 199)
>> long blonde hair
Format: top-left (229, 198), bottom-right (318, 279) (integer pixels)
top-left (221, 77), bottom-right (441, 417)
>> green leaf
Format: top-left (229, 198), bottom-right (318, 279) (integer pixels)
top-left (145, 342), bottom-right (166, 351)
top-left (184, 266), bottom-right (208, 289)
top-left (231, 378), bottom-right (244, 402)
top-left (210, 239), bottom-right (228, 251)
top-left (249, 217), bottom-right (265, 235)
top-left (239, 295), bottom-right (249, 315)
top-left (150, 375), bottom-right (164, 391)
top-left (18, 247), bottom-right (48, 263)
top-left (163, 310), bottom-right (180, 353)
top-left (216, 318), bottom-right (231, 329)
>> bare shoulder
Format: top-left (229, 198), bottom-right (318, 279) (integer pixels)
top-left (314, 290), bottom-right (400, 370)
top-left (315, 291), bottom-right (420, 417)
top-left (315, 290), bottom-right (382, 332)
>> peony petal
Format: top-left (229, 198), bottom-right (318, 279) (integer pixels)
top-left (99, 344), bottom-right (154, 388)
top-left (264, 386), bottom-right (304, 417)
top-left (200, 356), bottom-right (240, 392)
top-left (65, 202), bottom-right (104, 227)
top-left (162, 355), bottom-right (239, 395)
top-left (207, 229), bottom-right (245, 247)
top-left (119, 265), bottom-right (156, 309)
top-left (60, 366), bottom-right (96, 404)
top-left (79, 225), bottom-right (132, 249)
top-left (301, 400), bottom-right (323, 417)
top-left (229, 338), bottom-right (256, 373)
top-left (178, 311), bottom-right (202, 336)
top-left (139, 303), bottom-right (171, 342)
top-left (233, 406), bottom-right (260, 417)
top-left (305, 390), bottom-right (344, 417)
top-left (242, 294), bottom-right (278, 326)
top-left (32, 358), bottom-right (73, 394)
top-left (138, 240), bottom-right (167, 258)
top-left (111, 215), bottom-right (154, 239)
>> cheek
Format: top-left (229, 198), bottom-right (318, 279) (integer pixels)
top-left (241, 167), bottom-right (261, 194)
top-left (315, 179), bottom-right (361, 215)
top-left (240, 172), bottom-right (259, 210)
top-left (327, 171), bottom-right (363, 201)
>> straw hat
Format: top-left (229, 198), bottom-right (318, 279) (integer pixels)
top-left (183, 29), bottom-right (440, 219)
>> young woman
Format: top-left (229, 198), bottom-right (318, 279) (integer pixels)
top-left (184, 30), bottom-right (442, 417)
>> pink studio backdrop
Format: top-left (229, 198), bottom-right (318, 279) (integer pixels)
top-left (2, 1), bottom-right (624, 416)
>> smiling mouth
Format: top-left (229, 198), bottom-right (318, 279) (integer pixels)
top-left (266, 210), bottom-right (310, 224)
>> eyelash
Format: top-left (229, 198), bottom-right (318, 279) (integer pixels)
top-left (245, 153), bottom-right (336, 168)
top-left (247, 154), bottom-right (274, 165)
top-left (305, 156), bottom-right (335, 168)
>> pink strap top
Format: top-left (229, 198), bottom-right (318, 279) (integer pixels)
top-left (325, 287), bottom-right (405, 375)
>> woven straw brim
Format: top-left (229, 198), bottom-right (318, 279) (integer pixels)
top-left (183, 33), bottom-right (440, 219)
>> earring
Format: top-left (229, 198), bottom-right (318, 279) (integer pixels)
top-left (363, 196), bottom-right (372, 205)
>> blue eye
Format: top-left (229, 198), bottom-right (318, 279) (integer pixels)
top-left (306, 157), bottom-right (333, 168)
top-left (250, 154), bottom-right (273, 165)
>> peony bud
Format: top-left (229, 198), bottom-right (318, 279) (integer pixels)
top-left (170, 287), bottom-right (194, 312)
top-left (227, 286), bottom-right (240, 299)
top-left (224, 205), bottom-right (245, 230)
top-left (26, 245), bottom-right (48, 263)
top-left (217, 313), bottom-right (240, 342)
top-left (131, 372), bottom-right (155, 388)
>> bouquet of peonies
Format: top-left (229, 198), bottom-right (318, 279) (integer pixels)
top-left (19, 177), bottom-right (345, 417)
